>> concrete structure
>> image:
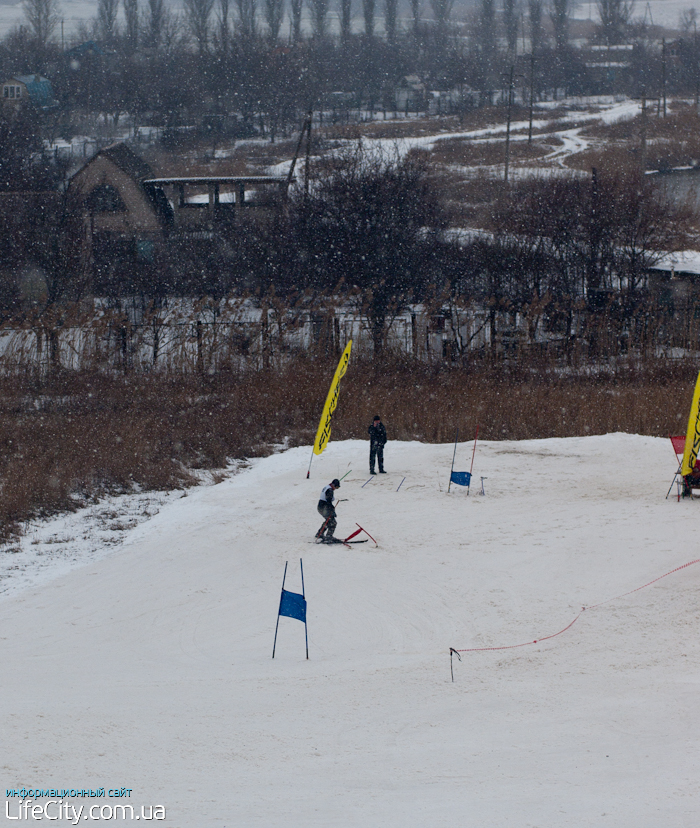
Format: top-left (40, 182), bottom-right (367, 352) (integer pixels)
top-left (144, 176), bottom-right (289, 232)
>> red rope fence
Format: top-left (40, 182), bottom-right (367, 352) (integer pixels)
top-left (452, 558), bottom-right (700, 655)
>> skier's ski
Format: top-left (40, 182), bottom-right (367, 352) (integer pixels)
top-left (310, 538), bottom-right (369, 545)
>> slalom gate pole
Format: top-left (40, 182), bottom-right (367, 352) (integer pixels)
top-left (272, 561), bottom-right (288, 659)
top-left (300, 558), bottom-right (308, 660)
top-left (355, 523), bottom-right (377, 546)
top-left (397, 477), bottom-right (406, 492)
top-left (448, 428), bottom-right (459, 493)
top-left (666, 470), bottom-right (681, 500)
top-left (467, 425), bottom-right (479, 496)
top-left (306, 448), bottom-right (314, 479)
top-left (666, 433), bottom-right (682, 500)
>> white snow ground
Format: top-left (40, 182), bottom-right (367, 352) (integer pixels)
top-left (1, 434), bottom-right (699, 827)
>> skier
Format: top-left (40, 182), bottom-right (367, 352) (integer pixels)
top-left (316, 479), bottom-right (341, 542)
top-left (368, 415), bottom-right (387, 474)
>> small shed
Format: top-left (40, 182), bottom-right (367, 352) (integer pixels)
top-left (395, 75), bottom-right (427, 113)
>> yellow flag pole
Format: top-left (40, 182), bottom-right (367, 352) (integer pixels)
top-left (681, 369), bottom-right (700, 477)
top-left (307, 340), bottom-right (353, 478)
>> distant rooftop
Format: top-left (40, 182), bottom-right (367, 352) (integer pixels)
top-left (145, 176), bottom-right (289, 185)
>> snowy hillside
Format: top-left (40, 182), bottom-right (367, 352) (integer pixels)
top-left (1, 434), bottom-right (698, 827)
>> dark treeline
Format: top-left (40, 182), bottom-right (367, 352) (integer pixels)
top-left (4, 0), bottom-right (700, 141)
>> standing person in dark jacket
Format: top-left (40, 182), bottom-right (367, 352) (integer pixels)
top-left (316, 479), bottom-right (341, 541)
top-left (368, 415), bottom-right (387, 474)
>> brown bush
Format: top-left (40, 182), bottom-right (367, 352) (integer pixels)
top-left (0, 359), bottom-right (693, 540)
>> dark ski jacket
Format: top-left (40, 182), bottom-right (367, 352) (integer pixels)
top-left (368, 422), bottom-right (387, 447)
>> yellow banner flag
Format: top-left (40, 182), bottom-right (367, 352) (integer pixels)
top-left (682, 370), bottom-right (700, 476)
top-left (313, 341), bottom-right (352, 456)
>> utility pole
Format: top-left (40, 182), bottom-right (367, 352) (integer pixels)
top-left (528, 52), bottom-right (535, 145)
top-left (588, 167), bottom-right (600, 296)
top-left (661, 38), bottom-right (667, 117)
top-left (640, 88), bottom-right (647, 170)
top-left (504, 65), bottom-right (515, 183)
top-left (286, 108), bottom-right (312, 195)
top-left (695, 22), bottom-right (699, 114)
top-left (304, 111), bottom-right (312, 199)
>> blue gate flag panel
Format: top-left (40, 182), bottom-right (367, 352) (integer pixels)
top-left (450, 471), bottom-right (472, 486)
top-left (279, 589), bottom-right (307, 623)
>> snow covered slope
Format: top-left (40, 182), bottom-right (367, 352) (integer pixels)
top-left (1, 435), bottom-right (698, 827)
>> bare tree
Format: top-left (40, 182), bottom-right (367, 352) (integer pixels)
top-left (528, 0), bottom-right (542, 54)
top-left (479, 0), bottom-right (496, 96)
top-left (98, 0), bottom-right (119, 40)
top-left (183, 0), bottom-right (215, 50)
top-left (411, 0), bottom-right (421, 34)
top-left (363, 0), bottom-right (375, 35)
top-left (144, 0), bottom-right (166, 46)
top-left (264, 0), bottom-right (283, 40)
top-left (340, 0), bottom-right (352, 41)
top-left (290, 0), bottom-right (302, 40)
top-left (431, 0), bottom-right (453, 39)
top-left (504, 0), bottom-right (517, 55)
top-left (161, 11), bottom-right (184, 50)
top-left (550, 0), bottom-right (568, 53)
top-left (492, 170), bottom-right (692, 306)
top-left (22, 0), bottom-right (60, 48)
top-left (235, 0), bottom-right (257, 38)
top-left (124, 0), bottom-right (139, 47)
top-left (296, 147), bottom-right (446, 354)
top-left (384, 0), bottom-right (398, 42)
top-left (680, 7), bottom-right (698, 32)
top-left (597, 0), bottom-right (634, 43)
top-left (309, 0), bottom-right (328, 36)
top-left (217, 0), bottom-right (230, 49)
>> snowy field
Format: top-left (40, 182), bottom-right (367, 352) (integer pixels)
top-left (1, 434), bottom-right (699, 827)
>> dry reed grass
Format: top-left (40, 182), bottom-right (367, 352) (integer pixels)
top-left (321, 118), bottom-right (449, 141)
top-left (0, 359), bottom-right (692, 540)
top-left (145, 150), bottom-right (258, 177)
top-left (583, 108), bottom-right (700, 142)
top-left (320, 107), bottom-right (546, 142)
top-left (424, 137), bottom-right (557, 167)
top-left (577, 109), bottom-right (700, 171)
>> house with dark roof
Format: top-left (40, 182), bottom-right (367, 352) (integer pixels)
top-left (67, 143), bottom-right (173, 288)
top-left (2, 75), bottom-right (55, 108)
top-left (68, 142), bottom-right (173, 243)
top-left (64, 40), bottom-right (107, 61)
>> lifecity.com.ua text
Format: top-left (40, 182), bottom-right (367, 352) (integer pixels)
top-left (5, 800), bottom-right (166, 822)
